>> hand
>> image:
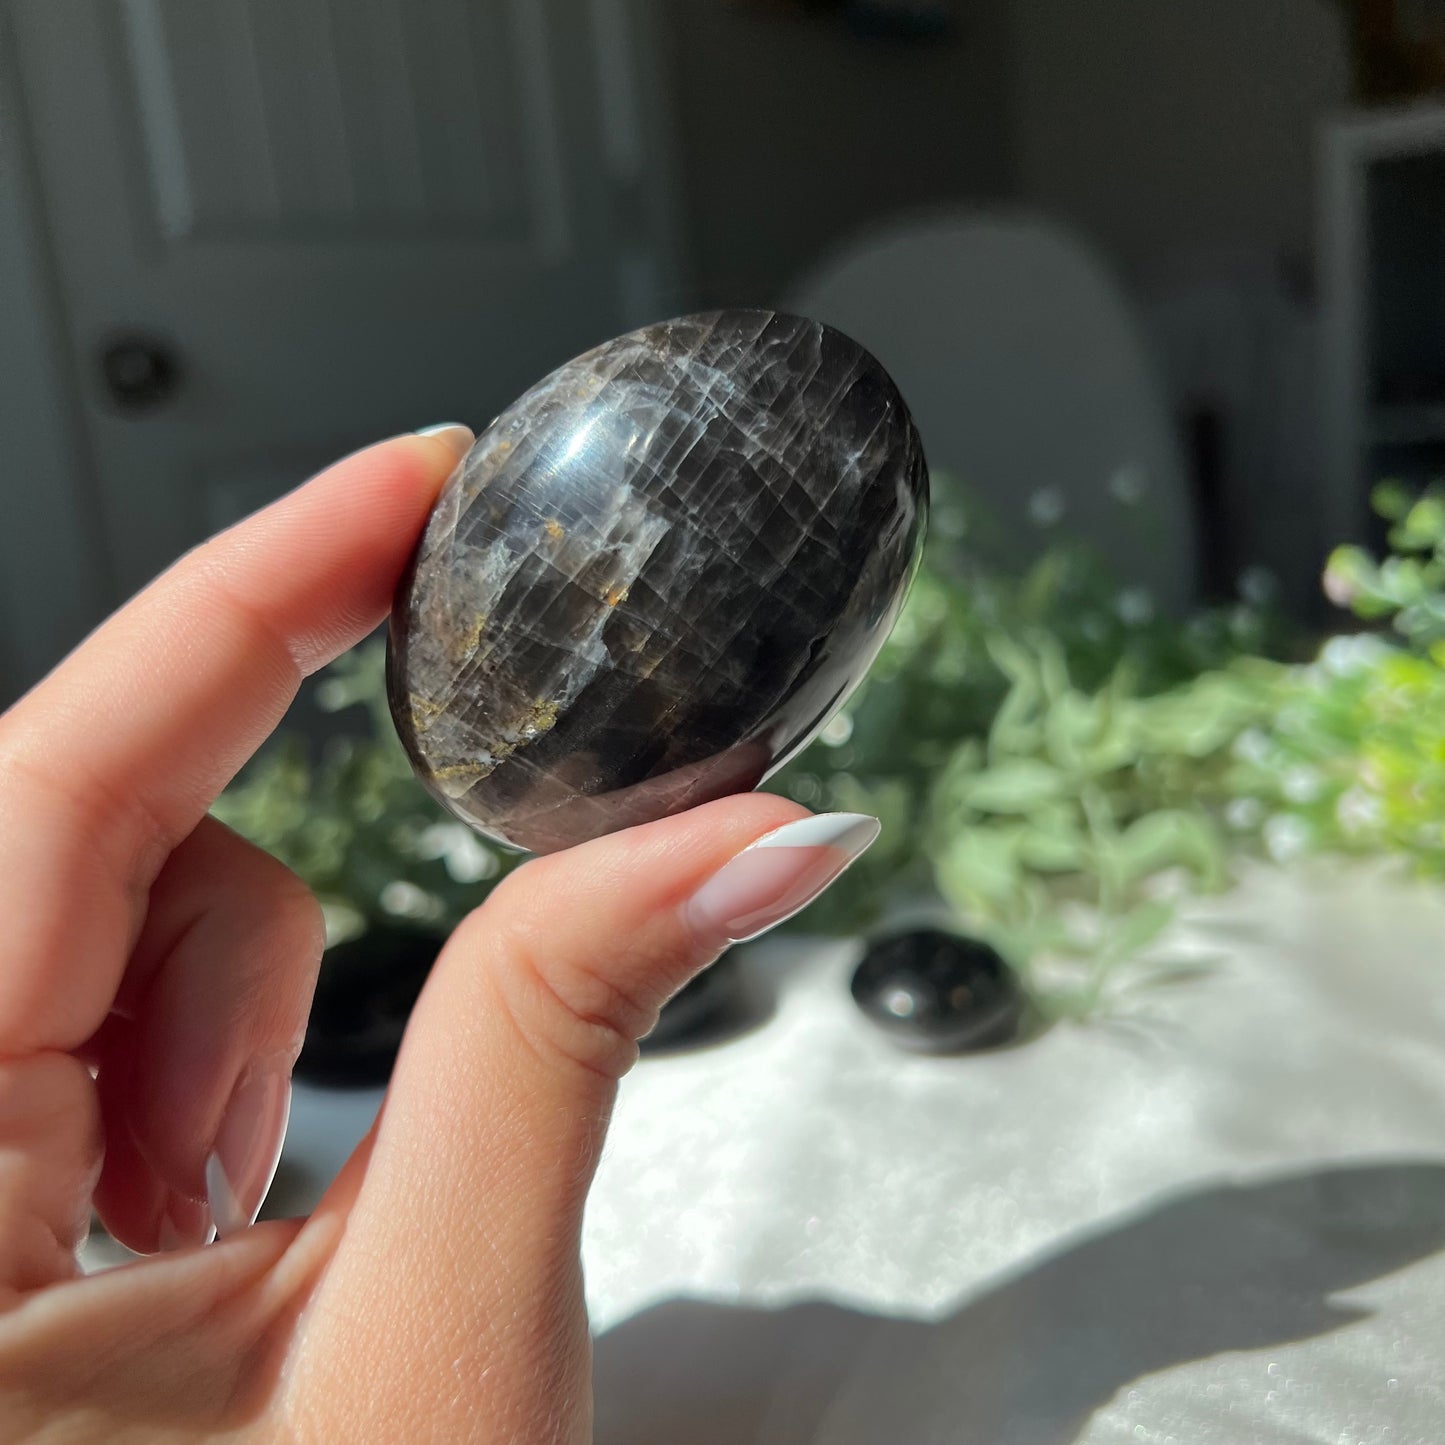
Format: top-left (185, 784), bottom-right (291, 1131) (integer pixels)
top-left (0, 432), bottom-right (877, 1442)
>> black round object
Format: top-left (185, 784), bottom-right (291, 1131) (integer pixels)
top-left (387, 309), bottom-right (928, 854)
top-left (296, 927), bottom-right (443, 1087)
top-left (850, 929), bottom-right (1024, 1053)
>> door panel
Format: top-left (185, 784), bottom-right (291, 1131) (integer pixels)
top-left (8, 0), bottom-right (671, 601)
top-left (120, 0), bottom-right (558, 243)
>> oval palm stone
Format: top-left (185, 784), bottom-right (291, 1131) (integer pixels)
top-left (387, 309), bottom-right (928, 853)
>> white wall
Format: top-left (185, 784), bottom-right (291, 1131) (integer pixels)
top-left (1004, 1), bottom-right (1354, 612)
top-left (664, 0), bottom-right (1353, 300)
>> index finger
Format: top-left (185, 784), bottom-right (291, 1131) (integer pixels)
top-left (0, 427), bottom-right (471, 1055)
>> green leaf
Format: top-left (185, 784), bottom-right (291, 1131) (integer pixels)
top-left (956, 759), bottom-right (1066, 813)
top-left (1114, 809), bottom-right (1227, 890)
top-left (936, 826), bottom-right (1024, 914)
top-left (1105, 900), bottom-right (1176, 960)
top-left (928, 739), bottom-right (986, 836)
top-left (1018, 549), bottom-right (1070, 615)
top-left (1044, 688), bottom-right (1116, 774)
top-left (1035, 632), bottom-right (1073, 704)
top-left (988, 681), bottom-right (1042, 759)
top-left (1393, 493), bottom-right (1445, 552)
top-left (1378, 556), bottom-right (1426, 607)
top-left (1017, 821), bottom-right (1088, 871)
top-left (1372, 479), bottom-right (1413, 523)
top-left (1131, 674), bottom-right (1263, 757)
top-left (984, 633), bottom-right (1040, 689)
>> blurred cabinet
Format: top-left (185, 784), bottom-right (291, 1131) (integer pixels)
top-left (1321, 104), bottom-right (1445, 546)
top-left (0, 0), bottom-right (677, 694)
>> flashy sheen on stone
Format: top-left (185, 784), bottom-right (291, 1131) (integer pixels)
top-left (387, 309), bottom-right (928, 853)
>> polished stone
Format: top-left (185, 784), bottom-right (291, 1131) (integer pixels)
top-left (850, 929), bottom-right (1024, 1053)
top-left (388, 309), bottom-right (928, 853)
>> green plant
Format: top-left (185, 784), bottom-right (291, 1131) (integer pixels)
top-left (1323, 480), bottom-right (1445, 646)
top-left (213, 473), bottom-right (1292, 1015)
top-left (1224, 482), bottom-right (1445, 879)
top-left (767, 475), bottom-right (1291, 957)
top-left (921, 636), bottom-right (1273, 1015)
top-left (211, 643), bottom-right (521, 944)
top-left (1222, 636), bottom-right (1445, 874)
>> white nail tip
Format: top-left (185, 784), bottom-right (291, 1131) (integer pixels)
top-left (205, 1153), bottom-right (247, 1238)
top-left (415, 422), bottom-right (475, 452)
top-left (743, 812), bottom-right (881, 854)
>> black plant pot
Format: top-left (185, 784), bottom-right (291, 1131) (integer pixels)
top-left (296, 926), bottom-right (445, 1088)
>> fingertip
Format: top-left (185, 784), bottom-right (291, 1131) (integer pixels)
top-left (413, 423), bottom-right (476, 463)
top-left (295, 430), bottom-right (460, 521)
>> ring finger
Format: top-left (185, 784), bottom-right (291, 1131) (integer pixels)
top-left (92, 816), bottom-right (324, 1254)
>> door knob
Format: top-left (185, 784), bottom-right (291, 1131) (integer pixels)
top-left (100, 334), bottom-right (182, 411)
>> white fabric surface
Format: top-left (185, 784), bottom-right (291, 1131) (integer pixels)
top-left (272, 863), bottom-right (1445, 1443)
top-left (584, 863), bottom-right (1445, 1444)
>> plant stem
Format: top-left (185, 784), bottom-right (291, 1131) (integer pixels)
top-left (1079, 781), bottom-right (1122, 1009)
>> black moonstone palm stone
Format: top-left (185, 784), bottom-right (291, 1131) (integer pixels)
top-left (388, 310), bottom-right (928, 853)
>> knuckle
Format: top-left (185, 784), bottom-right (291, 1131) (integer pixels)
top-left (466, 885), bottom-right (655, 1087)
top-left (254, 848), bottom-right (319, 917)
top-left (266, 870), bottom-right (326, 958)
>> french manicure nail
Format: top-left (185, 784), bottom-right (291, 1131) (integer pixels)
top-left (415, 422), bottom-right (475, 460)
top-left (157, 1192), bottom-right (214, 1252)
top-left (206, 1066), bottom-right (292, 1239)
top-left (685, 812), bottom-right (881, 944)
top-left (156, 1213), bottom-right (183, 1253)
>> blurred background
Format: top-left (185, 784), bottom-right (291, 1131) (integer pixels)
top-left (8, 4), bottom-right (1445, 999)
top-left (3, 0), bottom-right (1430, 697)
top-left (13, 5), bottom-right (1445, 1437)
top-left (9, 0), bottom-right (1445, 976)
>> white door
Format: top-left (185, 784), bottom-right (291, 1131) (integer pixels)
top-left (5, 0), bottom-right (676, 613)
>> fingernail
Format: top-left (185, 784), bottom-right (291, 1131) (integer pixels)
top-left (157, 1193), bottom-right (215, 1252)
top-left (156, 1213), bottom-right (182, 1252)
top-left (415, 422), bottom-right (475, 460)
top-left (685, 813), bottom-right (881, 943)
top-left (206, 1066), bottom-right (292, 1239)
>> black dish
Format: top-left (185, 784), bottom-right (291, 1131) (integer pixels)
top-left (851, 929), bottom-right (1025, 1053)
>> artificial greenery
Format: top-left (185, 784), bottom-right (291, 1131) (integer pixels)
top-left (1324, 479), bottom-right (1445, 648)
top-left (212, 473), bottom-right (1445, 1017)
top-left (1220, 482), bottom-right (1445, 881)
top-left (763, 476), bottom-right (1287, 1008)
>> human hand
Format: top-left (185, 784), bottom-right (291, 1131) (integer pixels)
top-left (0, 432), bottom-right (878, 1442)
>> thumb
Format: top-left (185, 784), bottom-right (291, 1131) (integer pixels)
top-left (289, 794), bottom-right (879, 1441)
